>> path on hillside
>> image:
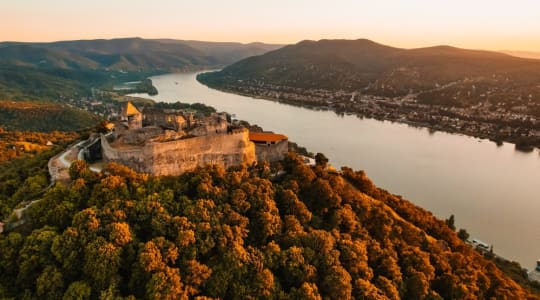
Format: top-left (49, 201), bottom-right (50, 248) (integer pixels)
top-left (0, 141), bottom-right (85, 233)
top-left (48, 140), bottom-right (85, 185)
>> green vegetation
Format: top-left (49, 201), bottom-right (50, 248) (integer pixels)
top-left (0, 150), bottom-right (57, 219)
top-left (0, 101), bottom-right (100, 132)
top-left (0, 37), bottom-right (281, 133)
top-left (198, 39), bottom-right (540, 112)
top-left (0, 153), bottom-right (538, 299)
top-left (115, 79), bottom-right (158, 96)
top-left (0, 128), bottom-right (77, 163)
top-left (0, 38), bottom-right (281, 73)
top-left (135, 79), bottom-right (158, 96)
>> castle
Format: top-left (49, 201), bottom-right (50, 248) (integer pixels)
top-left (98, 102), bottom-right (288, 176)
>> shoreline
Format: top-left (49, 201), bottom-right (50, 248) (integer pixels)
top-left (196, 80), bottom-right (540, 153)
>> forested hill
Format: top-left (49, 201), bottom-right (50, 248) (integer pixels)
top-left (0, 153), bottom-right (538, 299)
top-left (0, 38), bottom-right (282, 72)
top-left (0, 38), bottom-right (281, 128)
top-left (198, 39), bottom-right (540, 107)
top-left (0, 100), bottom-right (100, 132)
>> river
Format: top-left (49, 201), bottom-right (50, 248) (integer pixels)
top-left (131, 72), bottom-right (540, 270)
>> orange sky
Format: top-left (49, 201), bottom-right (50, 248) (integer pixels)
top-left (2, 0), bottom-right (540, 51)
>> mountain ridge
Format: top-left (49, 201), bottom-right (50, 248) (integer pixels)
top-left (0, 37), bottom-right (283, 71)
top-left (198, 38), bottom-right (540, 106)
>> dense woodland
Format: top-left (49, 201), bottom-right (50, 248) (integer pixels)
top-left (0, 152), bottom-right (538, 299)
top-left (1, 37), bottom-right (539, 298)
top-left (0, 101), bottom-right (100, 132)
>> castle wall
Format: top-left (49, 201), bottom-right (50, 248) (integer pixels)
top-left (144, 109), bottom-right (187, 131)
top-left (101, 135), bottom-right (145, 171)
top-left (190, 118), bottom-right (228, 136)
top-left (254, 140), bottom-right (288, 163)
top-left (102, 129), bottom-right (256, 176)
top-left (145, 129), bottom-right (256, 176)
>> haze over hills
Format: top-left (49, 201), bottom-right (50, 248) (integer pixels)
top-left (0, 37), bottom-right (282, 71)
top-left (199, 39), bottom-right (540, 109)
top-left (501, 50), bottom-right (540, 60)
top-left (0, 38), bottom-right (282, 130)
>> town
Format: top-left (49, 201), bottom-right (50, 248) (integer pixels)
top-left (215, 81), bottom-right (540, 151)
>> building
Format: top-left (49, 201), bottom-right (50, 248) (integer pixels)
top-left (98, 102), bottom-right (288, 176)
top-left (249, 132), bottom-right (289, 162)
top-left (120, 101), bottom-right (143, 130)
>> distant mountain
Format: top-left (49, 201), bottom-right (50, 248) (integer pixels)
top-left (156, 39), bottom-right (283, 66)
top-left (199, 39), bottom-right (540, 107)
top-left (0, 37), bottom-right (282, 71)
top-left (0, 38), bottom-right (277, 130)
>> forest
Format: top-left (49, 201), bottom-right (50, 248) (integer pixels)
top-left (0, 151), bottom-right (538, 299)
top-left (0, 128), bottom-right (77, 163)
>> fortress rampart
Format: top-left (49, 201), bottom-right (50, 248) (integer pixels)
top-left (102, 128), bottom-right (256, 176)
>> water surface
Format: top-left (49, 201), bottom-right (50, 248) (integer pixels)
top-left (131, 72), bottom-right (540, 270)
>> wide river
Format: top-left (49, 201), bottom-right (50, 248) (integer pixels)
top-left (131, 72), bottom-right (540, 270)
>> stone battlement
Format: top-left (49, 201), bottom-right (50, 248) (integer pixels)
top-left (100, 102), bottom-right (287, 176)
top-left (102, 127), bottom-right (256, 176)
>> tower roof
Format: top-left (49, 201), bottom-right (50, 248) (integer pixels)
top-left (121, 101), bottom-right (141, 117)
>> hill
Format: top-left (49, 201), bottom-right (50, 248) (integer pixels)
top-left (0, 100), bottom-right (100, 132)
top-left (0, 128), bottom-right (77, 164)
top-left (0, 153), bottom-right (538, 299)
top-left (0, 64), bottom-right (113, 101)
top-left (0, 38), bottom-right (281, 128)
top-left (0, 38), bottom-right (282, 72)
top-left (198, 39), bottom-right (540, 108)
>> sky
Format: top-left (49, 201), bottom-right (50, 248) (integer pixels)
top-left (2, 0), bottom-right (540, 51)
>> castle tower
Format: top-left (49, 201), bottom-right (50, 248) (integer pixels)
top-left (121, 102), bottom-right (142, 130)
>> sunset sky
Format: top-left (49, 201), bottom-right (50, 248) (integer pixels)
top-left (2, 0), bottom-right (540, 51)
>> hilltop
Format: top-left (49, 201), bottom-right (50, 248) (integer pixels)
top-left (0, 152), bottom-right (539, 299)
top-left (0, 37), bottom-right (282, 72)
top-left (198, 39), bottom-right (540, 150)
top-left (198, 38), bottom-right (540, 109)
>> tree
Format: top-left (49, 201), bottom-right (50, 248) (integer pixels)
top-left (321, 266), bottom-right (353, 299)
top-left (63, 281), bottom-right (91, 300)
top-left (147, 267), bottom-right (186, 300)
top-left (457, 229), bottom-right (469, 241)
top-left (445, 214), bottom-right (456, 231)
top-left (16, 227), bottom-right (58, 289)
top-left (109, 222), bottom-right (132, 247)
top-left (315, 153), bottom-right (329, 169)
top-left (83, 237), bottom-right (121, 291)
top-left (36, 266), bottom-right (64, 299)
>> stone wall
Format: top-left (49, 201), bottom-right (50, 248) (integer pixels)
top-left (143, 108), bottom-right (187, 131)
top-left (102, 129), bottom-right (256, 176)
top-left (254, 140), bottom-right (288, 163)
top-left (101, 135), bottom-right (145, 171)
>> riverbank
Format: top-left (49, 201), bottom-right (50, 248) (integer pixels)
top-left (197, 78), bottom-right (540, 152)
top-left (130, 72), bottom-right (540, 271)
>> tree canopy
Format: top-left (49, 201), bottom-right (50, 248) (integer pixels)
top-left (0, 153), bottom-right (538, 299)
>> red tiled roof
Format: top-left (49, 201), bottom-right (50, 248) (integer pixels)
top-left (249, 132), bottom-right (288, 142)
